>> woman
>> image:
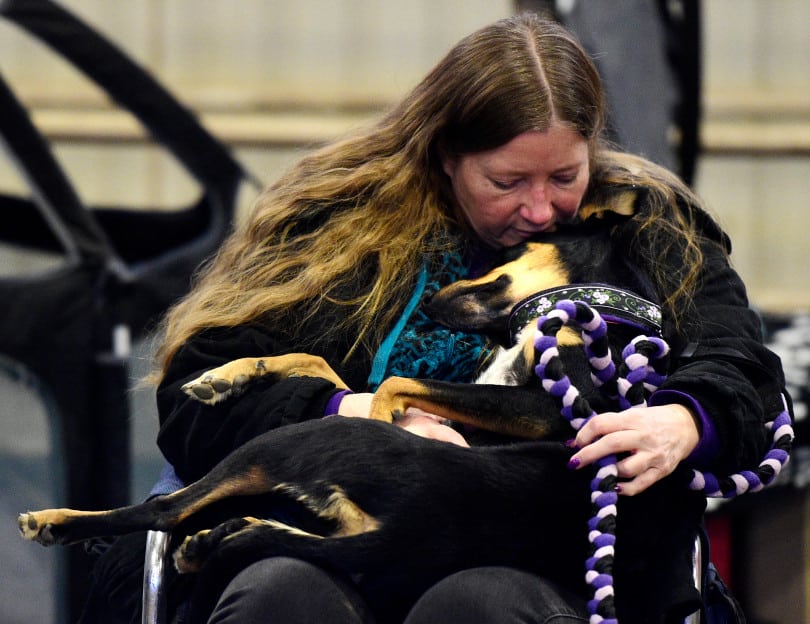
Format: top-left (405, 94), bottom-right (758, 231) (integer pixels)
top-left (82, 13), bottom-right (788, 624)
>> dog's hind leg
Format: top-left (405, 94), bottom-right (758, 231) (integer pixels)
top-left (18, 451), bottom-right (282, 546)
top-left (174, 515), bottom-right (391, 577)
top-left (173, 516), bottom-right (311, 573)
top-left (19, 423), bottom-right (382, 547)
top-left (182, 353), bottom-right (350, 405)
top-left (177, 517), bottom-right (396, 624)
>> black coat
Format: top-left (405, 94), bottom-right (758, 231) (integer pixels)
top-left (157, 207), bottom-right (785, 485)
top-left (151, 203), bottom-right (789, 623)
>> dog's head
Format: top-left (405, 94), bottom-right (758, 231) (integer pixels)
top-left (427, 200), bottom-right (642, 344)
top-left (426, 238), bottom-right (571, 339)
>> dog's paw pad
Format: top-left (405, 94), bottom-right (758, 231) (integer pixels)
top-left (18, 513), bottom-right (38, 539)
top-left (181, 375), bottom-right (234, 405)
top-left (18, 512), bottom-right (56, 545)
top-left (210, 378), bottom-right (233, 393)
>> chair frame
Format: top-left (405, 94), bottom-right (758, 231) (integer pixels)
top-left (143, 530), bottom-right (171, 624)
top-left (141, 529), bottom-right (705, 624)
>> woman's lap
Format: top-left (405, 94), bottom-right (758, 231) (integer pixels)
top-left (205, 557), bottom-right (374, 624)
top-left (204, 558), bottom-right (588, 624)
top-left (404, 566), bottom-right (589, 624)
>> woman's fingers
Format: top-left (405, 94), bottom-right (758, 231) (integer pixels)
top-left (568, 404), bottom-right (699, 495)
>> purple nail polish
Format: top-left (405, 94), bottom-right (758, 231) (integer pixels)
top-left (565, 439), bottom-right (578, 449)
top-left (615, 484), bottom-right (623, 493)
top-left (567, 457), bottom-right (580, 470)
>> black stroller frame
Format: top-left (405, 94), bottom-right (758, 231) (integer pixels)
top-left (0, 0), bottom-right (255, 619)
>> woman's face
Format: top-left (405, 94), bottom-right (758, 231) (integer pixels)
top-left (442, 125), bottom-right (590, 249)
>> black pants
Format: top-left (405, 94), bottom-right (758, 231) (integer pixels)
top-left (204, 557), bottom-right (589, 624)
top-left (78, 535), bottom-right (588, 624)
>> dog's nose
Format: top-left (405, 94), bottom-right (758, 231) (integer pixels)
top-left (422, 293), bottom-right (438, 318)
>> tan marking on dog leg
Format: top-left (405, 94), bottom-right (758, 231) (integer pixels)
top-left (370, 377), bottom-right (428, 423)
top-left (270, 353), bottom-right (350, 389)
top-left (17, 509), bottom-right (122, 546)
top-left (374, 370), bottom-right (563, 439)
top-left (322, 486), bottom-right (380, 536)
top-left (182, 354), bottom-right (349, 405)
top-left (174, 516), bottom-right (328, 574)
top-left (160, 465), bottom-right (276, 529)
top-left (181, 357), bottom-right (267, 404)
top-left (266, 482), bottom-right (380, 537)
top-left (19, 509), bottom-right (77, 544)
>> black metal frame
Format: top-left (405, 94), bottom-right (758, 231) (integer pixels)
top-left (0, 1), bottom-right (255, 618)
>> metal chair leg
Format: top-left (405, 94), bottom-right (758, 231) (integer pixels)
top-left (142, 530), bottom-right (171, 624)
top-left (684, 532), bottom-right (703, 624)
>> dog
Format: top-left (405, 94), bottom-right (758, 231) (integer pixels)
top-left (18, 192), bottom-right (674, 619)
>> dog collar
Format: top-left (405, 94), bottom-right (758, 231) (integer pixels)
top-left (507, 283), bottom-right (663, 346)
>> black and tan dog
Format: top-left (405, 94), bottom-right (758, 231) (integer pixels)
top-left (18, 193), bottom-right (667, 616)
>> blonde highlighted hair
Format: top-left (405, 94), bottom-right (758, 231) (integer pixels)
top-left (588, 147), bottom-right (710, 322)
top-left (153, 13), bottom-right (714, 380)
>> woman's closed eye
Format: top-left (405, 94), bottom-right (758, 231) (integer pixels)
top-left (551, 172), bottom-right (580, 187)
top-left (491, 178), bottom-right (521, 190)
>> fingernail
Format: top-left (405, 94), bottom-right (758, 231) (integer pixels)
top-left (565, 439), bottom-right (578, 449)
top-left (614, 484), bottom-right (623, 494)
top-left (567, 457), bottom-right (581, 470)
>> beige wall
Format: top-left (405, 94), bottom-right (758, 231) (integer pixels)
top-left (1, 0), bottom-right (808, 310)
top-left (697, 0), bottom-right (810, 312)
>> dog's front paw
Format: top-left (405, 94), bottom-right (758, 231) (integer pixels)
top-left (18, 511), bottom-right (60, 546)
top-left (181, 359), bottom-right (268, 405)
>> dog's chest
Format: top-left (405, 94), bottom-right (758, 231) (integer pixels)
top-left (475, 344), bottom-right (523, 386)
top-left (474, 323), bottom-right (588, 389)
top-left (474, 325), bottom-right (536, 386)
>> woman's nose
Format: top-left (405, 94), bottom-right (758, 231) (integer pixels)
top-left (519, 185), bottom-right (552, 224)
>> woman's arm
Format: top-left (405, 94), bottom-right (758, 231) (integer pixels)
top-left (654, 237), bottom-right (785, 473)
top-left (570, 216), bottom-right (790, 493)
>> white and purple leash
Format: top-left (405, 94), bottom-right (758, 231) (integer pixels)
top-left (533, 299), bottom-right (794, 624)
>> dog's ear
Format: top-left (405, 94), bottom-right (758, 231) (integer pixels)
top-left (578, 187), bottom-right (638, 222)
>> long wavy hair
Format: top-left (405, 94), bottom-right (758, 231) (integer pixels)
top-left (588, 148), bottom-right (710, 322)
top-left (153, 13), bottom-right (712, 379)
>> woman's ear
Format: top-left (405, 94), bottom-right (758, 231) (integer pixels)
top-left (438, 143), bottom-right (457, 179)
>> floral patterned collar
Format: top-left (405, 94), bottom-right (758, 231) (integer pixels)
top-left (507, 283), bottom-right (663, 346)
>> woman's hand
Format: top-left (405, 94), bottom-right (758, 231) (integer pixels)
top-left (567, 404), bottom-right (699, 496)
top-left (338, 393), bottom-right (469, 447)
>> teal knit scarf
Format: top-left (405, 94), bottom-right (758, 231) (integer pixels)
top-left (367, 249), bottom-right (491, 391)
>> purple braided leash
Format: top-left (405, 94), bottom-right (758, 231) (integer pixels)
top-left (687, 394), bottom-right (793, 497)
top-left (534, 300), bottom-right (621, 624)
top-left (533, 299), bottom-right (794, 624)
